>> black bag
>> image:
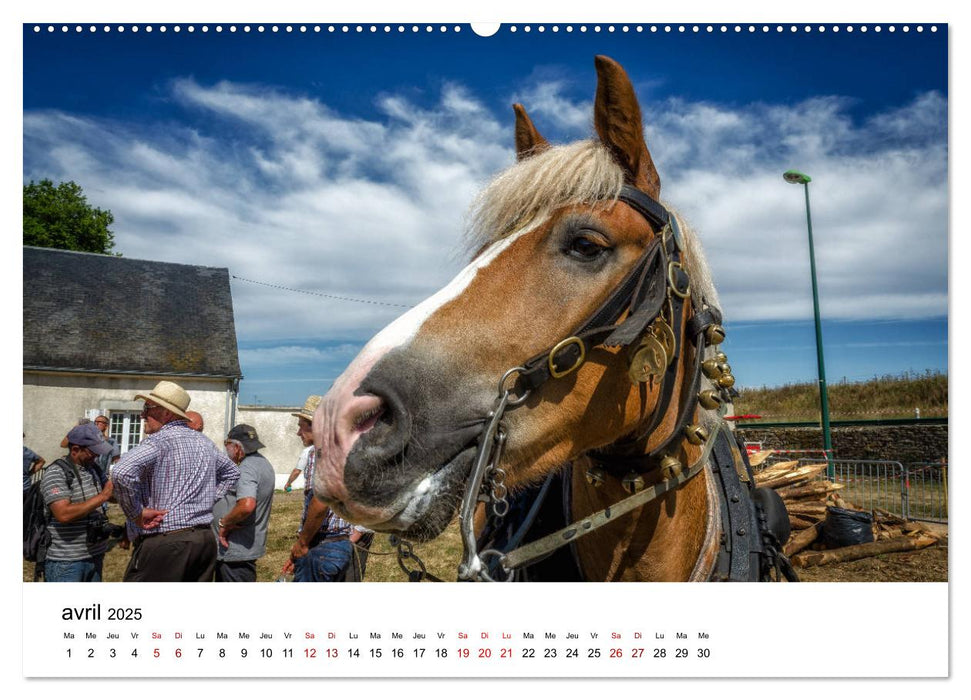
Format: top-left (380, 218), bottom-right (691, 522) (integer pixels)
top-left (822, 506), bottom-right (874, 547)
top-left (23, 459), bottom-right (75, 573)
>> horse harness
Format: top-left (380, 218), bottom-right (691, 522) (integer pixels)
top-left (446, 184), bottom-right (796, 583)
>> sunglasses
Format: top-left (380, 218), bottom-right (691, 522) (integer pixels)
top-left (141, 403), bottom-right (165, 417)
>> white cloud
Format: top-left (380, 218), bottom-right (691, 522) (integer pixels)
top-left (511, 80), bottom-right (592, 133)
top-left (23, 77), bottom-right (947, 366)
top-left (239, 344), bottom-right (363, 368)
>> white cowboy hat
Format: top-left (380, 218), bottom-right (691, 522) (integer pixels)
top-left (134, 380), bottom-right (191, 421)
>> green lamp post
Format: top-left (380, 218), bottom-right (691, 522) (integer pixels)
top-left (784, 170), bottom-right (834, 475)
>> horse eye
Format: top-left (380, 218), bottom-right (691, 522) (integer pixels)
top-left (567, 234), bottom-right (608, 261)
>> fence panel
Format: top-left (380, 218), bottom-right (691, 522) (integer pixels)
top-left (903, 463), bottom-right (948, 523)
top-left (811, 459), bottom-right (908, 518)
top-left (755, 457), bottom-right (949, 524)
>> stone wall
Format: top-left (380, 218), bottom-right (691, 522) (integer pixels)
top-left (735, 423), bottom-right (948, 464)
top-left (236, 405), bottom-right (307, 489)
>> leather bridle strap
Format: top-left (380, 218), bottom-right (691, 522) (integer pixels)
top-left (516, 184), bottom-right (691, 394)
top-left (499, 422), bottom-right (722, 573)
top-left (517, 236), bottom-right (667, 392)
top-left (617, 184), bottom-right (673, 233)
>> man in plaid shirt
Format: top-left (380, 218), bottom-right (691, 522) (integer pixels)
top-left (112, 381), bottom-right (239, 582)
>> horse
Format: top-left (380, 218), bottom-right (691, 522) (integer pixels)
top-left (311, 56), bottom-right (794, 582)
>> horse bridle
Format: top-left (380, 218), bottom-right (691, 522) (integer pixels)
top-left (455, 184), bottom-right (736, 582)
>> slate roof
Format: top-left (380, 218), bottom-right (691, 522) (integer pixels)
top-left (23, 247), bottom-right (242, 378)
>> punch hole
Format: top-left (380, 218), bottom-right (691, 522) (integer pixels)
top-left (470, 23), bottom-right (500, 35)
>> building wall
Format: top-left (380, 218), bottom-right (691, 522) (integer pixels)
top-left (23, 371), bottom-right (237, 466)
top-left (236, 405), bottom-right (307, 489)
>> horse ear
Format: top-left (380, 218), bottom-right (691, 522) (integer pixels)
top-left (593, 55), bottom-right (661, 199)
top-left (513, 103), bottom-right (550, 161)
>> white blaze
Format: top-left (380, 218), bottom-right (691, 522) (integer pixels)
top-left (357, 224), bottom-right (535, 363)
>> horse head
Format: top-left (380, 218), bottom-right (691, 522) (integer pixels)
top-left (312, 56), bottom-right (725, 545)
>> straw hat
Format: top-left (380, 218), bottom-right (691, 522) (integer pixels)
top-left (134, 380), bottom-right (191, 420)
top-left (292, 395), bottom-right (322, 422)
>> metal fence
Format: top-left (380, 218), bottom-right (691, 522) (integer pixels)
top-left (759, 456), bottom-right (948, 523)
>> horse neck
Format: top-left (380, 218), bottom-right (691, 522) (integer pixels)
top-left (570, 299), bottom-right (720, 581)
top-left (570, 440), bottom-right (715, 582)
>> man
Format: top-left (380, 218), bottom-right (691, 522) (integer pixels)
top-left (212, 424), bottom-right (276, 582)
top-left (60, 417), bottom-right (92, 448)
top-left (40, 423), bottom-right (115, 582)
top-left (112, 380), bottom-right (239, 582)
top-left (93, 415), bottom-right (118, 483)
top-left (283, 395), bottom-right (361, 582)
top-left (281, 396), bottom-right (318, 493)
top-left (186, 410), bottom-right (204, 432)
top-left (23, 436), bottom-right (45, 493)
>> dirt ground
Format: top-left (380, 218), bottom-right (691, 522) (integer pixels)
top-left (793, 539), bottom-right (948, 582)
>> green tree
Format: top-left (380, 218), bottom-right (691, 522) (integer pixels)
top-left (23, 179), bottom-right (117, 254)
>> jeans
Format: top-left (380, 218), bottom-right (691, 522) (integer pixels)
top-left (215, 559), bottom-right (257, 582)
top-left (45, 554), bottom-right (105, 582)
top-left (293, 539), bottom-right (352, 582)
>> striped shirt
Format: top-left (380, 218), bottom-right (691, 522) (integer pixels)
top-left (41, 458), bottom-right (109, 561)
top-left (300, 448), bottom-right (351, 539)
top-left (112, 420), bottom-right (239, 536)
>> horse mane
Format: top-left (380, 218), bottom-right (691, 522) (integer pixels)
top-left (465, 139), bottom-right (721, 316)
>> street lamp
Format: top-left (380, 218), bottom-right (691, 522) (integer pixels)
top-left (783, 170), bottom-right (834, 474)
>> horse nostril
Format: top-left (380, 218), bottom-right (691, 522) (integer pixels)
top-left (353, 402), bottom-right (386, 433)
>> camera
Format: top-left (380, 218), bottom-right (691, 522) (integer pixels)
top-left (86, 510), bottom-right (124, 545)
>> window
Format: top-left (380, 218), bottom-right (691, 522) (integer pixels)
top-left (109, 412), bottom-right (143, 454)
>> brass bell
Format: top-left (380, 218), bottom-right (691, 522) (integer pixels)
top-left (717, 362), bottom-right (732, 376)
top-left (705, 324), bottom-right (726, 345)
top-left (659, 454), bottom-right (683, 481)
top-left (717, 373), bottom-right (736, 388)
top-left (622, 471), bottom-right (646, 495)
top-left (684, 424), bottom-right (710, 445)
top-left (698, 389), bottom-right (723, 410)
top-left (714, 351), bottom-right (728, 364)
top-left (585, 466), bottom-right (606, 488)
top-left (702, 359), bottom-right (722, 379)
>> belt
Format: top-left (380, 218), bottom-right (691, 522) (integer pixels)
top-left (310, 533), bottom-right (350, 547)
top-left (139, 524), bottom-right (209, 540)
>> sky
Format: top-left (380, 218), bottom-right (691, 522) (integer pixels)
top-left (22, 22), bottom-right (948, 406)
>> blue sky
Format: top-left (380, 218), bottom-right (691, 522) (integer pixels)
top-left (22, 23), bottom-right (948, 405)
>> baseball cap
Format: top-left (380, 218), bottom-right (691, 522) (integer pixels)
top-left (66, 423), bottom-right (114, 456)
top-left (226, 424), bottom-right (265, 454)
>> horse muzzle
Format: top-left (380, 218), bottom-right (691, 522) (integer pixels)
top-left (312, 348), bottom-right (491, 539)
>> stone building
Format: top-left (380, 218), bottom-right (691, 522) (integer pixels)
top-left (22, 246), bottom-right (242, 464)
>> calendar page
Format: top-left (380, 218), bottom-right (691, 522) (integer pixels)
top-left (16, 0), bottom-right (954, 690)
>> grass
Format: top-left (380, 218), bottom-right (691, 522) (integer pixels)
top-left (23, 371), bottom-right (948, 581)
top-left (24, 490), bottom-right (465, 583)
top-left (734, 370), bottom-right (947, 422)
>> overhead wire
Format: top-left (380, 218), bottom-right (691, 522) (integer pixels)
top-left (230, 275), bottom-right (414, 309)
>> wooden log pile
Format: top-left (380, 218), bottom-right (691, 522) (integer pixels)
top-left (750, 457), bottom-right (946, 568)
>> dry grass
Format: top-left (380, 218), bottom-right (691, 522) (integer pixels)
top-left (735, 370), bottom-right (947, 422)
top-left (23, 490), bottom-right (464, 583)
top-left (24, 488), bottom-right (944, 584)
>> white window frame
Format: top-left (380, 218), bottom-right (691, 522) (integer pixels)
top-left (106, 411), bottom-right (144, 454)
